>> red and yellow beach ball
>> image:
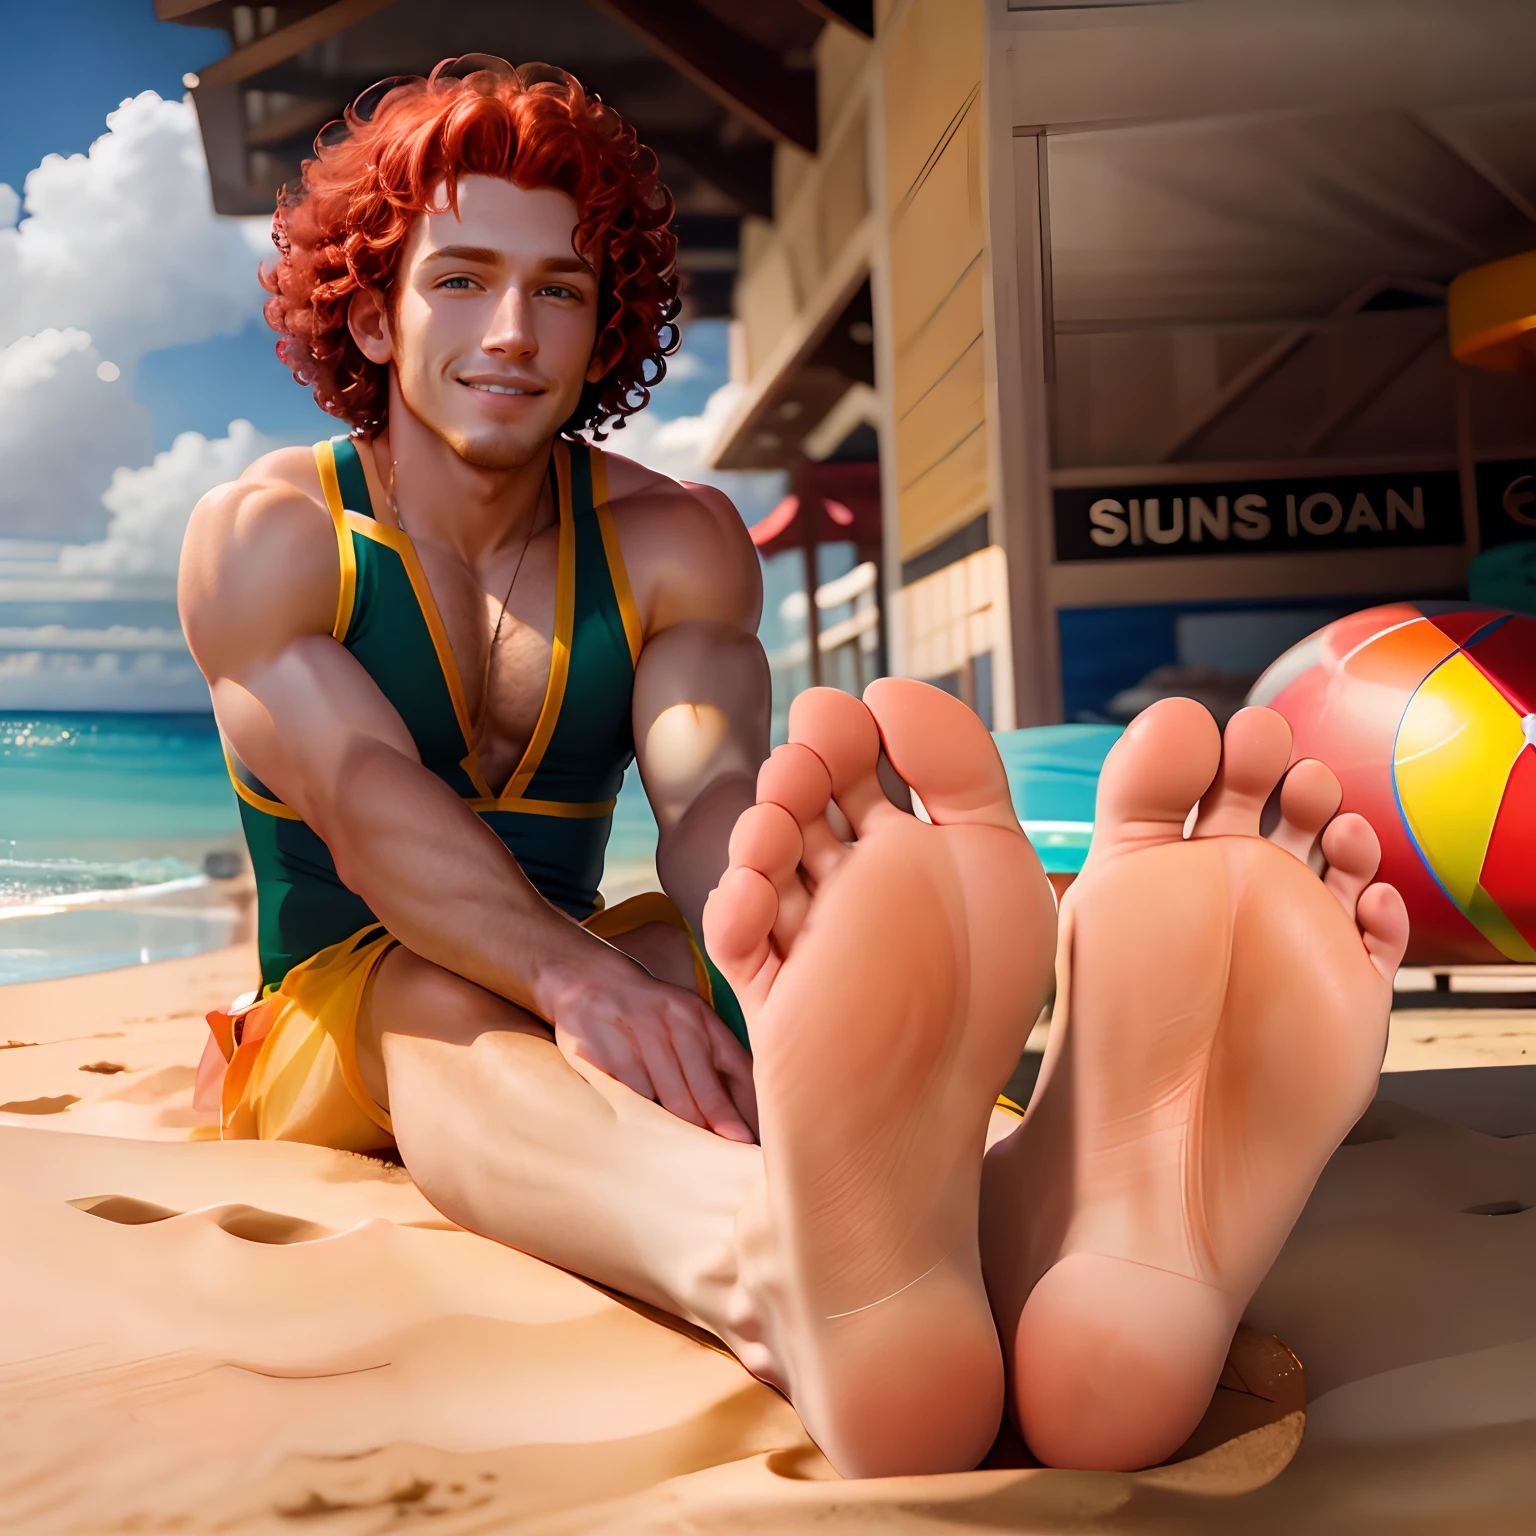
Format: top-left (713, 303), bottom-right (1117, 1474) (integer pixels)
top-left (1251, 604), bottom-right (1536, 965)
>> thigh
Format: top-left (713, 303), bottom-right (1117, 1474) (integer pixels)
top-left (355, 943), bottom-right (553, 1113)
top-left (602, 919), bottom-right (698, 991)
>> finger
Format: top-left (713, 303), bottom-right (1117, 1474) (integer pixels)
top-left (705, 1014), bottom-right (760, 1139)
top-left (666, 1003), bottom-right (755, 1143)
top-left (558, 1026), bottom-right (653, 1105)
top-left (630, 1019), bottom-right (710, 1131)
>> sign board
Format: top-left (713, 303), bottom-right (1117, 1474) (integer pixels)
top-left (1054, 469), bottom-right (1465, 563)
top-left (1474, 457), bottom-right (1536, 550)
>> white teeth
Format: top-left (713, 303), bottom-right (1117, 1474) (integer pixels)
top-left (466, 382), bottom-right (532, 395)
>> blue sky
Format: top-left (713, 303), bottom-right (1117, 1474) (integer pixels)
top-left (0, 4), bottom-right (787, 710)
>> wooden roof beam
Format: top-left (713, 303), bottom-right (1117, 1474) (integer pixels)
top-left (588, 0), bottom-right (817, 151)
top-left (793, 0), bottom-right (874, 37)
top-left (193, 0), bottom-right (401, 90)
top-left (644, 131), bottom-right (774, 219)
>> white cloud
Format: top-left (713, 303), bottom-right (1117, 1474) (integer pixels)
top-left (0, 93), bottom-right (268, 362)
top-left (61, 420), bottom-right (278, 578)
top-left (0, 329), bottom-right (151, 542)
top-left (0, 93), bottom-right (283, 613)
top-left (0, 647), bottom-right (210, 711)
top-left (659, 349), bottom-right (706, 382)
top-left (609, 381), bottom-right (786, 527)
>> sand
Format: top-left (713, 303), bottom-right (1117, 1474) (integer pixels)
top-left (2, 945), bottom-right (1534, 1534)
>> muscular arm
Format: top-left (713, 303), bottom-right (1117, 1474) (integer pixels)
top-left (627, 478), bottom-right (770, 939)
top-left (179, 453), bottom-right (756, 1139)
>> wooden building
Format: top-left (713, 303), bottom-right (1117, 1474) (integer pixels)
top-left (710, 0), bottom-right (1536, 728)
top-left (163, 0), bottom-right (1536, 728)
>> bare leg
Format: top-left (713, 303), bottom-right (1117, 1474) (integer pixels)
top-left (361, 680), bottom-right (1058, 1478)
top-left (356, 954), bottom-right (778, 1381)
top-left (705, 681), bottom-right (1056, 1475)
top-left (980, 700), bottom-right (1410, 1470)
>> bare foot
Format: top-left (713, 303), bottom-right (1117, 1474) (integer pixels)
top-left (980, 699), bottom-right (1409, 1471)
top-left (703, 680), bottom-right (1056, 1476)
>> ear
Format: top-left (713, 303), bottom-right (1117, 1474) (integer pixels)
top-left (347, 289), bottom-right (394, 365)
top-left (584, 323), bottom-right (625, 384)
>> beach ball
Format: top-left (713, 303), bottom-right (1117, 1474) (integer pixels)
top-left (1250, 603), bottom-right (1536, 966)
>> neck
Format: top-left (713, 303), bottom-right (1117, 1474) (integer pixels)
top-left (369, 380), bottom-right (558, 564)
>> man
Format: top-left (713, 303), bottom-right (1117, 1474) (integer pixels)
top-left (182, 58), bottom-right (1410, 1478)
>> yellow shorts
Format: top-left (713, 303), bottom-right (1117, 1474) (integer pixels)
top-left (204, 893), bottom-right (716, 1153)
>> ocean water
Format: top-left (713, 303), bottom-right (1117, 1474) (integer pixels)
top-left (0, 711), bottom-right (661, 986)
top-left (0, 711), bottom-right (1112, 988)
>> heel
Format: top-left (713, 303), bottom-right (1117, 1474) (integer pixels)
top-left (1012, 1252), bottom-right (1234, 1470)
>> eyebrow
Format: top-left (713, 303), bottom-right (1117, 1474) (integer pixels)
top-left (421, 245), bottom-right (595, 277)
top-left (421, 245), bottom-right (506, 265)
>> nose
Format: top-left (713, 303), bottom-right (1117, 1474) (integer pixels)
top-left (483, 282), bottom-right (536, 360)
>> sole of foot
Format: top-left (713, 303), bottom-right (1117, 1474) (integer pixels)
top-left (704, 680), bottom-right (1057, 1477)
top-left (981, 698), bottom-right (1408, 1472)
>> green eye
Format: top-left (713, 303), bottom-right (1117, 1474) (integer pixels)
top-left (440, 276), bottom-right (474, 290)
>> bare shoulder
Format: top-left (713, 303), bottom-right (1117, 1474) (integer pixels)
top-left (599, 447), bottom-right (762, 634)
top-left (178, 443), bottom-right (340, 681)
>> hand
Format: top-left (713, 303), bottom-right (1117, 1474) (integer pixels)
top-left (540, 956), bottom-right (759, 1143)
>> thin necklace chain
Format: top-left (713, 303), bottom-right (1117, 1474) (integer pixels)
top-left (384, 445), bottom-right (542, 746)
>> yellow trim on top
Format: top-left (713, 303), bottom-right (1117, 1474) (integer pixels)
top-left (499, 440), bottom-right (576, 804)
top-left (352, 433), bottom-right (390, 514)
top-left (590, 448), bottom-right (643, 667)
top-left (313, 440), bottom-right (344, 518)
top-left (467, 794), bottom-right (617, 818)
top-left (313, 442), bottom-right (357, 642)
top-left (224, 747), bottom-right (302, 821)
top-left (345, 515), bottom-right (497, 800)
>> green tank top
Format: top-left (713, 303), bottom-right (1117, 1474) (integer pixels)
top-left (228, 434), bottom-right (644, 984)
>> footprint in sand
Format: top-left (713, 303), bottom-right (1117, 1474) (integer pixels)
top-left (1, 1094), bottom-right (80, 1114)
top-left (68, 1194), bottom-right (334, 1245)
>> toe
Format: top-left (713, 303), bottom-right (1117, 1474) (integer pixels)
top-left (728, 802), bottom-right (812, 949)
top-left (1087, 697), bottom-right (1221, 865)
top-left (1268, 758), bottom-right (1342, 865)
top-left (703, 865), bottom-right (780, 1001)
top-left (863, 677), bottom-right (1021, 833)
top-left (1357, 882), bottom-right (1411, 983)
top-left (788, 686), bottom-right (900, 837)
top-left (1320, 811), bottom-right (1381, 918)
top-left (1192, 707), bottom-right (1293, 840)
top-left (758, 742), bottom-right (846, 884)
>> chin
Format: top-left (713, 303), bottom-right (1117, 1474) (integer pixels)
top-left (430, 412), bottom-right (566, 471)
top-left (447, 428), bottom-right (544, 471)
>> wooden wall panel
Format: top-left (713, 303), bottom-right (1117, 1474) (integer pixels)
top-left (820, 111), bottom-right (870, 274)
top-left (887, 106), bottom-right (983, 354)
top-left (882, 0), bottom-right (983, 209)
top-left (899, 421), bottom-right (988, 557)
top-left (893, 256), bottom-right (984, 421)
top-left (896, 334), bottom-right (984, 497)
top-left (881, 0), bottom-right (987, 562)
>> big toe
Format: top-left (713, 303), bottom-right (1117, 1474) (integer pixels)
top-left (1088, 697), bottom-right (1222, 864)
top-left (1192, 707), bottom-right (1293, 840)
top-left (863, 677), bottom-right (1021, 832)
top-left (787, 686), bottom-right (896, 835)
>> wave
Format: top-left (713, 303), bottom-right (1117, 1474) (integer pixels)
top-left (0, 854), bottom-right (206, 907)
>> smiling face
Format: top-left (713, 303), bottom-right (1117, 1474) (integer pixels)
top-left (348, 175), bottom-right (614, 470)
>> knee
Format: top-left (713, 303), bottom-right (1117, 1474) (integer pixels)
top-left (372, 946), bottom-right (517, 1046)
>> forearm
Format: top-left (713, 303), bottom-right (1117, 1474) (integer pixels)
top-left (655, 769), bottom-right (757, 937)
top-left (321, 736), bottom-right (627, 1014)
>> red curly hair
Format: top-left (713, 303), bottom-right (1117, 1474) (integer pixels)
top-left (261, 57), bottom-right (680, 438)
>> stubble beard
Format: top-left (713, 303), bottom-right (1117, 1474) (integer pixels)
top-left (394, 364), bottom-right (563, 473)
